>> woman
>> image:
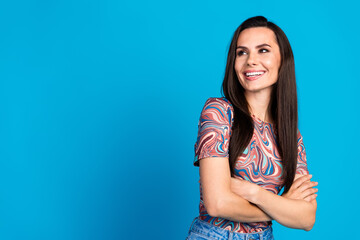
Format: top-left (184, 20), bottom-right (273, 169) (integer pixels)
top-left (186, 16), bottom-right (318, 240)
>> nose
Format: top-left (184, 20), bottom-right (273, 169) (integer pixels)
top-left (246, 52), bottom-right (258, 66)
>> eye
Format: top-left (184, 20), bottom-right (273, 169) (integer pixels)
top-left (259, 48), bottom-right (269, 53)
top-left (236, 50), bottom-right (247, 56)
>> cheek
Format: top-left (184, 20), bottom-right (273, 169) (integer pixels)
top-left (264, 57), bottom-right (280, 73)
top-left (235, 59), bottom-right (245, 74)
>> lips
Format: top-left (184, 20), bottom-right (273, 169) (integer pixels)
top-left (243, 70), bottom-right (266, 81)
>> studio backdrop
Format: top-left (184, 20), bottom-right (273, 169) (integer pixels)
top-left (0, 0), bottom-right (359, 239)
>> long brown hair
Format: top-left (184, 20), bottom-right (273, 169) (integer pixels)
top-left (221, 16), bottom-right (298, 193)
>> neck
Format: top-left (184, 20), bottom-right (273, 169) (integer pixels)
top-left (245, 89), bottom-right (273, 124)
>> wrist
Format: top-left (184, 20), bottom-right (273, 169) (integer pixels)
top-left (244, 183), bottom-right (262, 204)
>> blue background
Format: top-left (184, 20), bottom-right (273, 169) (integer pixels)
top-left (0, 0), bottom-right (359, 239)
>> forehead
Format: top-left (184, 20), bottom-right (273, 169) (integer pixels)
top-left (237, 27), bottom-right (278, 47)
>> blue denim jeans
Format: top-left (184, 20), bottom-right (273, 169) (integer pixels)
top-left (186, 217), bottom-right (274, 240)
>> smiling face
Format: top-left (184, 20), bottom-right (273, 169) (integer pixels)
top-left (235, 27), bottom-right (281, 94)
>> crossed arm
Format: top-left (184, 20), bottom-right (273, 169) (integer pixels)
top-left (200, 157), bottom-right (318, 231)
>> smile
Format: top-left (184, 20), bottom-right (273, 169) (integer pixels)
top-left (243, 71), bottom-right (266, 80)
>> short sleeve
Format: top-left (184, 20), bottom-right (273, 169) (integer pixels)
top-left (193, 97), bottom-right (234, 166)
top-left (296, 130), bottom-right (309, 175)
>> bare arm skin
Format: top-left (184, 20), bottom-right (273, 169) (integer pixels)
top-left (201, 156), bottom-right (317, 229)
top-left (231, 174), bottom-right (317, 231)
top-left (200, 157), bottom-right (272, 222)
top-left (282, 174), bottom-right (318, 202)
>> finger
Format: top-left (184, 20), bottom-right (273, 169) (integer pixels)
top-left (298, 181), bottom-right (318, 193)
top-left (301, 188), bottom-right (318, 199)
top-left (297, 182), bottom-right (317, 194)
top-left (304, 194), bottom-right (317, 202)
top-left (292, 174), bottom-right (312, 189)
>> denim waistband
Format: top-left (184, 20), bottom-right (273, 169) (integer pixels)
top-left (187, 217), bottom-right (273, 240)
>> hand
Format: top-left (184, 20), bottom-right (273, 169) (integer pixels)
top-left (230, 177), bottom-right (260, 202)
top-left (282, 174), bottom-right (318, 202)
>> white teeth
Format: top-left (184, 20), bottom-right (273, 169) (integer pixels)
top-left (245, 71), bottom-right (265, 77)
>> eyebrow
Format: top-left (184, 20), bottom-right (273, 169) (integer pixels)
top-left (236, 43), bottom-right (272, 49)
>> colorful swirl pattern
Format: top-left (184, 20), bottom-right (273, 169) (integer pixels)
top-left (193, 97), bottom-right (309, 233)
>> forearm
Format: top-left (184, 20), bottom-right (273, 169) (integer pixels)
top-left (200, 157), bottom-right (272, 223)
top-left (210, 191), bottom-right (272, 223)
top-left (253, 188), bottom-right (317, 230)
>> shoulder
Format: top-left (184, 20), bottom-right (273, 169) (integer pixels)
top-left (202, 97), bottom-right (234, 112)
top-left (200, 97), bottom-right (234, 124)
top-left (297, 129), bottom-right (304, 141)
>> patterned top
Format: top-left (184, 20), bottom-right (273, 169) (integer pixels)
top-left (193, 97), bottom-right (308, 233)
